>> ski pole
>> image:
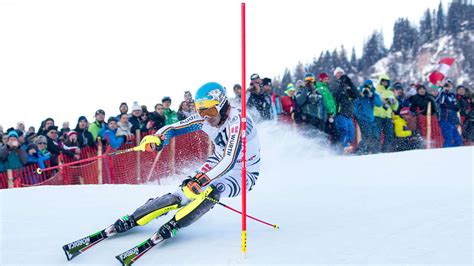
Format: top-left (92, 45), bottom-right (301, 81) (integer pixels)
top-left (206, 197), bottom-right (279, 229)
top-left (36, 135), bottom-right (162, 174)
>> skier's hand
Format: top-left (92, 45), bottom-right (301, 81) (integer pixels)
top-left (143, 134), bottom-right (164, 152)
top-left (181, 172), bottom-right (211, 198)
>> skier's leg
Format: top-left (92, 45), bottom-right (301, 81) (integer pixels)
top-left (114, 193), bottom-right (182, 233)
top-left (157, 185), bottom-right (220, 239)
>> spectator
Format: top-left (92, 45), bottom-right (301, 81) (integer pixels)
top-left (88, 109), bottom-right (108, 142)
top-left (373, 74), bottom-right (398, 153)
top-left (59, 121), bottom-right (70, 142)
top-left (116, 102), bottom-right (129, 121)
top-left (25, 141), bottom-right (50, 174)
top-left (353, 80), bottom-right (383, 154)
top-left (295, 73), bottom-right (326, 131)
top-left (140, 108), bottom-right (152, 132)
top-left (184, 91), bottom-right (193, 102)
top-left (104, 117), bottom-right (124, 150)
top-left (456, 86), bottom-right (471, 126)
top-left (316, 72), bottom-right (337, 139)
top-left (74, 116), bottom-right (95, 148)
top-left (62, 131), bottom-right (81, 160)
top-left (392, 82), bottom-right (410, 114)
top-left (45, 125), bottom-right (74, 166)
top-left (2, 133), bottom-right (8, 146)
top-left (229, 84), bottom-right (242, 107)
top-left (16, 121), bottom-right (26, 133)
top-left (437, 81), bottom-right (462, 147)
top-left (162, 96), bottom-right (179, 125)
top-left (281, 83), bottom-right (296, 115)
top-left (0, 125), bottom-right (3, 135)
top-left (333, 67), bottom-right (360, 153)
top-left (409, 85), bottom-right (438, 116)
top-left (177, 101), bottom-right (193, 121)
top-left (149, 103), bottom-right (166, 131)
top-left (129, 101), bottom-right (148, 133)
top-left (393, 107), bottom-right (423, 151)
top-left (462, 91), bottom-right (474, 144)
top-left (247, 74), bottom-right (271, 121)
top-left (0, 131), bottom-right (28, 170)
top-left (38, 118), bottom-right (55, 136)
top-left (263, 77), bottom-right (282, 117)
top-left (30, 136), bottom-right (51, 169)
top-left (116, 113), bottom-right (133, 137)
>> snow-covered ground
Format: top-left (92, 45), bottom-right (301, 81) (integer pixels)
top-left (1, 122), bottom-right (473, 265)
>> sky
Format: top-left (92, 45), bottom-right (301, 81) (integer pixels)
top-left (0, 0), bottom-right (447, 129)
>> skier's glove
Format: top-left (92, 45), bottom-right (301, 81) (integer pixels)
top-left (143, 134), bottom-right (165, 152)
top-left (181, 172), bottom-right (211, 199)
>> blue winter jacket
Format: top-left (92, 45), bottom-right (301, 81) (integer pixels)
top-left (437, 90), bottom-right (460, 124)
top-left (27, 150), bottom-right (51, 169)
top-left (104, 129), bottom-right (124, 149)
top-left (353, 91), bottom-right (383, 123)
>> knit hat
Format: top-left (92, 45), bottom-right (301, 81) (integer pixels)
top-left (250, 73), bottom-right (260, 81)
top-left (77, 116), bottom-right (88, 123)
top-left (34, 135), bottom-right (47, 145)
top-left (393, 82), bottom-right (403, 90)
top-left (262, 78), bottom-right (272, 86)
top-left (45, 125), bottom-right (58, 134)
top-left (67, 131), bottom-right (77, 138)
top-left (318, 72), bottom-right (329, 81)
top-left (7, 130), bottom-right (19, 139)
top-left (285, 83), bottom-right (296, 95)
top-left (363, 79), bottom-right (375, 89)
top-left (295, 80), bottom-right (304, 88)
top-left (95, 109), bottom-right (105, 116)
top-left (107, 116), bottom-right (117, 123)
top-left (26, 143), bottom-right (39, 153)
top-left (233, 84), bottom-right (241, 90)
top-left (304, 73), bottom-right (315, 82)
top-left (161, 96), bottom-right (172, 103)
top-left (132, 101), bottom-right (142, 112)
top-left (333, 67), bottom-right (345, 76)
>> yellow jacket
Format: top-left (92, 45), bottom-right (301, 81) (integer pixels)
top-left (373, 74), bottom-right (399, 118)
top-left (393, 115), bottom-right (412, 138)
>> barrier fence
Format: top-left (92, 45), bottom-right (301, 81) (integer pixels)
top-left (0, 131), bottom-right (211, 189)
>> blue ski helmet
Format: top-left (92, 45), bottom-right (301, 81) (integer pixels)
top-left (194, 82), bottom-right (228, 113)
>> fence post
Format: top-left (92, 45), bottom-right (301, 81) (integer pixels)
top-left (136, 129), bottom-right (141, 183)
top-left (7, 169), bottom-right (13, 188)
top-left (427, 102), bottom-right (432, 149)
top-left (170, 138), bottom-right (176, 175)
top-left (97, 137), bottom-right (103, 185)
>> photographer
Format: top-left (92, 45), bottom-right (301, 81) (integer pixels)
top-left (0, 130), bottom-right (28, 170)
top-left (333, 68), bottom-right (360, 153)
top-left (353, 80), bottom-right (383, 154)
top-left (294, 73), bottom-right (326, 131)
top-left (437, 81), bottom-right (462, 147)
top-left (247, 74), bottom-right (273, 121)
top-left (373, 74), bottom-right (398, 153)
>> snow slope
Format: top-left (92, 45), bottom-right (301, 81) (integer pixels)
top-left (1, 122), bottom-right (473, 265)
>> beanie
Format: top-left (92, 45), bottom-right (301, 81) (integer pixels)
top-left (318, 72), bottom-right (329, 81)
top-left (333, 67), bottom-right (345, 76)
top-left (132, 101), bottom-right (142, 112)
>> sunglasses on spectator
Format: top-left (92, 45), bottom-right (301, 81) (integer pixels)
top-left (38, 142), bottom-right (46, 145)
top-left (197, 107), bottom-right (219, 118)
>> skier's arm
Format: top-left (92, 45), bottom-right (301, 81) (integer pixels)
top-left (156, 114), bottom-right (204, 146)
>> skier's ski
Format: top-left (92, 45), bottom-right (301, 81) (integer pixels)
top-left (115, 231), bottom-right (166, 266)
top-left (62, 224), bottom-right (117, 261)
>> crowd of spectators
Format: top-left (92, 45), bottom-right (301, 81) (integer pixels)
top-left (233, 70), bottom-right (473, 154)
top-left (0, 70), bottom-right (472, 175)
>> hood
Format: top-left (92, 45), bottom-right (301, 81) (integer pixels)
top-left (378, 74), bottom-right (391, 88)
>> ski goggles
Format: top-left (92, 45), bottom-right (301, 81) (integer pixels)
top-left (197, 107), bottom-right (219, 118)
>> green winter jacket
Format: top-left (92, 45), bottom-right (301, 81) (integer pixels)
top-left (88, 121), bottom-right (106, 142)
top-left (373, 74), bottom-right (398, 119)
top-left (315, 81), bottom-right (336, 116)
top-left (163, 108), bottom-right (179, 125)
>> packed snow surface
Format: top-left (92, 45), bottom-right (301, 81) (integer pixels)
top-left (1, 122), bottom-right (473, 265)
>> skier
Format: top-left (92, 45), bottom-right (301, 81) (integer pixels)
top-left (113, 82), bottom-right (260, 239)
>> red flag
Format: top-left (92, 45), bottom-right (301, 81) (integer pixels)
top-left (429, 57), bottom-right (455, 85)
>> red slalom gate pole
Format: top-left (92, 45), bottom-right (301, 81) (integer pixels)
top-left (240, 2), bottom-right (247, 255)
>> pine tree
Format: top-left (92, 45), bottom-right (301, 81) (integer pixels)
top-left (339, 45), bottom-right (351, 73)
top-left (281, 68), bottom-right (293, 88)
top-left (420, 9), bottom-right (433, 43)
top-left (294, 61), bottom-right (305, 81)
top-left (350, 47), bottom-right (357, 70)
top-left (360, 30), bottom-right (387, 71)
top-left (435, 1), bottom-right (446, 36)
top-left (447, 0), bottom-right (463, 34)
